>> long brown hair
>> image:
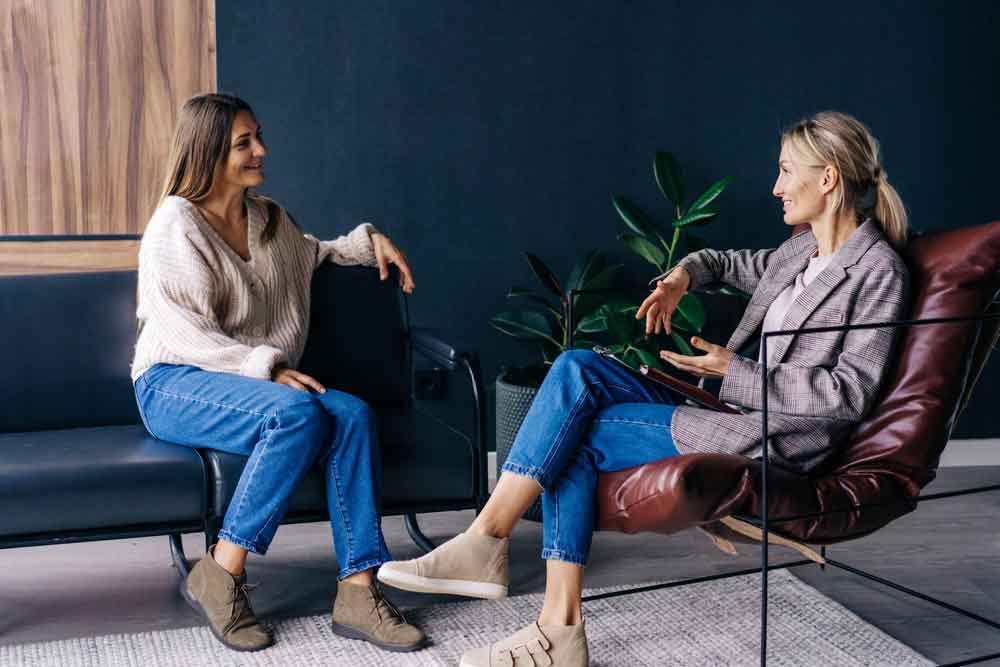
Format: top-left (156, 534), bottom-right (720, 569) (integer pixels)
top-left (159, 93), bottom-right (284, 242)
top-left (782, 111), bottom-right (909, 249)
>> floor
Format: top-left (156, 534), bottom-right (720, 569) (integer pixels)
top-left (2, 466), bottom-right (1000, 665)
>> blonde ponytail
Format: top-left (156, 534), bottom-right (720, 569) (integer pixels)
top-left (782, 111), bottom-right (910, 249)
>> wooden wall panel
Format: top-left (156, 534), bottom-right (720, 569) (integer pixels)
top-left (0, 0), bottom-right (216, 244)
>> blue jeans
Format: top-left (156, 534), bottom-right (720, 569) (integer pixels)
top-left (134, 363), bottom-right (390, 579)
top-left (501, 349), bottom-right (679, 566)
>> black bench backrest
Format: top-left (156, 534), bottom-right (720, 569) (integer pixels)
top-left (0, 271), bottom-right (140, 432)
top-left (0, 264), bottom-right (410, 433)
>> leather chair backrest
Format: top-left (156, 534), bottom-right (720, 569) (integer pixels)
top-left (824, 221), bottom-right (1000, 482)
top-left (0, 271), bottom-right (141, 433)
top-left (298, 264), bottom-right (411, 408)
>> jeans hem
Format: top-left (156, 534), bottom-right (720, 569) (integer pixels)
top-left (541, 548), bottom-right (587, 567)
top-left (500, 461), bottom-right (549, 489)
top-left (340, 558), bottom-right (387, 580)
top-left (217, 530), bottom-right (267, 556)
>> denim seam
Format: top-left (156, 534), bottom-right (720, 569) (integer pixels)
top-left (217, 530), bottom-right (264, 555)
top-left (330, 451), bottom-right (356, 571)
top-left (500, 462), bottom-right (548, 488)
top-left (537, 381), bottom-right (591, 477)
top-left (594, 417), bottom-right (674, 428)
top-left (340, 558), bottom-right (386, 580)
top-left (233, 413), bottom-right (279, 548)
top-left (143, 384), bottom-right (274, 420)
top-left (541, 548), bottom-right (587, 567)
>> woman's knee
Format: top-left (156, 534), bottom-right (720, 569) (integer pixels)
top-left (551, 348), bottom-right (601, 375)
top-left (270, 394), bottom-right (332, 447)
top-left (317, 391), bottom-right (377, 438)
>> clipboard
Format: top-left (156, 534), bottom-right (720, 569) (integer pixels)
top-left (593, 345), bottom-right (741, 414)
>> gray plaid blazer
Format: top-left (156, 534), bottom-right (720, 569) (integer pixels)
top-left (654, 219), bottom-right (910, 473)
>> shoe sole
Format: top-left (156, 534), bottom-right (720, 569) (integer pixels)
top-left (330, 621), bottom-right (427, 652)
top-left (179, 578), bottom-right (274, 652)
top-left (377, 567), bottom-right (507, 600)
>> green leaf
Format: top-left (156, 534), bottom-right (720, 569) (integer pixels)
top-left (688, 176), bottom-right (733, 213)
top-left (653, 152), bottom-right (684, 206)
top-left (490, 311), bottom-right (557, 344)
top-left (575, 310), bottom-right (609, 334)
top-left (566, 251), bottom-right (606, 292)
top-left (632, 345), bottom-right (660, 369)
top-left (608, 343), bottom-right (626, 355)
top-left (622, 348), bottom-right (642, 370)
top-left (581, 263), bottom-right (624, 291)
top-left (674, 209), bottom-right (718, 228)
top-left (602, 305), bottom-right (637, 343)
top-left (618, 232), bottom-right (666, 269)
top-left (612, 195), bottom-right (659, 239)
top-left (674, 292), bottom-right (706, 332)
top-left (670, 330), bottom-right (695, 355)
top-left (507, 288), bottom-right (561, 319)
top-left (542, 340), bottom-right (562, 363)
top-left (524, 252), bottom-right (565, 301)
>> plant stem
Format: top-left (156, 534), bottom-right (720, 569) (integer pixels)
top-left (666, 225), bottom-right (681, 270)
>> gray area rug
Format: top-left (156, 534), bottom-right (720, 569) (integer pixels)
top-left (1, 570), bottom-right (930, 666)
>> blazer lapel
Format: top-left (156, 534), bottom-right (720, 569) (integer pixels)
top-left (725, 230), bottom-right (816, 354)
top-left (767, 219), bottom-right (884, 365)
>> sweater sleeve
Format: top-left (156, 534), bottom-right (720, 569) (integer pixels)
top-left (138, 232), bottom-right (287, 380)
top-left (718, 265), bottom-right (910, 420)
top-left (304, 222), bottom-right (380, 270)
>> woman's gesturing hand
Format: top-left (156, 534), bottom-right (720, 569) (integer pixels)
top-left (660, 336), bottom-right (734, 379)
top-left (371, 232), bottom-right (416, 294)
top-left (635, 267), bottom-right (690, 335)
top-left (272, 366), bottom-right (327, 394)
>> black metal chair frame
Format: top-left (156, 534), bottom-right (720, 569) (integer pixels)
top-left (566, 285), bottom-right (1000, 665)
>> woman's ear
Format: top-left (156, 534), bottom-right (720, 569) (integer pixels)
top-left (819, 164), bottom-right (840, 195)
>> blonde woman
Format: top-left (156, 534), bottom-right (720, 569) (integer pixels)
top-left (378, 111), bottom-right (911, 666)
top-left (131, 93), bottom-right (424, 653)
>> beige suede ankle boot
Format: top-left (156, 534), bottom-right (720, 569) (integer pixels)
top-left (331, 580), bottom-right (426, 652)
top-left (181, 545), bottom-right (273, 652)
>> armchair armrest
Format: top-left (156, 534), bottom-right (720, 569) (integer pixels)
top-left (410, 327), bottom-right (465, 370)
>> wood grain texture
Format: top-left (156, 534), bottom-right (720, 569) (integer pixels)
top-left (0, 0), bottom-right (216, 240)
top-left (0, 239), bottom-right (138, 275)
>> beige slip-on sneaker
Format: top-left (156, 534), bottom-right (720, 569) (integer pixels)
top-left (460, 621), bottom-right (589, 666)
top-left (331, 580), bottom-right (427, 652)
top-left (180, 545), bottom-right (274, 652)
top-left (377, 530), bottom-right (509, 599)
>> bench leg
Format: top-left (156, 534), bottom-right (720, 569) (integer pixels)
top-left (168, 534), bottom-right (191, 579)
top-left (204, 516), bottom-right (222, 553)
top-left (404, 513), bottom-right (435, 553)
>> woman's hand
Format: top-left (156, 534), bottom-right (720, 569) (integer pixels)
top-left (371, 232), bottom-right (416, 294)
top-left (660, 336), bottom-right (734, 379)
top-left (635, 267), bottom-right (690, 335)
top-left (272, 365), bottom-right (327, 393)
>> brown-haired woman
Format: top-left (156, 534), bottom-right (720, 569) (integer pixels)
top-left (131, 93), bottom-right (424, 653)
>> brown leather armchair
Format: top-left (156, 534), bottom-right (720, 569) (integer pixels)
top-left (591, 221), bottom-right (1000, 663)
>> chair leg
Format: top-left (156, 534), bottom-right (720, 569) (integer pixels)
top-left (168, 534), bottom-right (191, 579)
top-left (404, 513), bottom-right (435, 553)
top-left (204, 516), bottom-right (222, 553)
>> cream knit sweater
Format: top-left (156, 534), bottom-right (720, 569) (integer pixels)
top-left (131, 195), bottom-right (379, 382)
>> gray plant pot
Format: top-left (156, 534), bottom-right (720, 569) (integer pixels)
top-left (495, 372), bottom-right (544, 522)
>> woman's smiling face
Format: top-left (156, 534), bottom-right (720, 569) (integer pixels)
top-left (773, 142), bottom-right (825, 226)
top-left (216, 110), bottom-right (267, 191)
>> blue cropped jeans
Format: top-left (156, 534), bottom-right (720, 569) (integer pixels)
top-left (501, 349), bottom-right (679, 566)
top-left (134, 363), bottom-right (390, 580)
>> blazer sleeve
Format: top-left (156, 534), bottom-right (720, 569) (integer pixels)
top-left (138, 232), bottom-right (287, 380)
top-left (718, 263), bottom-right (910, 420)
top-left (649, 247), bottom-right (777, 294)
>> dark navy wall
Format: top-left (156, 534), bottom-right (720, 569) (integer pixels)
top-left (217, 1), bottom-right (999, 437)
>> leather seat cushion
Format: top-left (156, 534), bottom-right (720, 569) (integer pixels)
top-left (204, 409), bottom-right (474, 518)
top-left (0, 425), bottom-right (205, 537)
